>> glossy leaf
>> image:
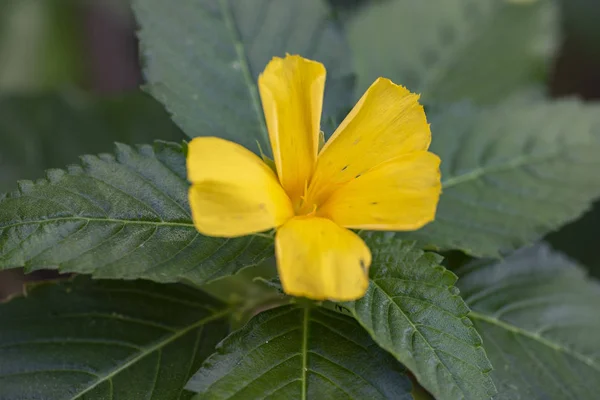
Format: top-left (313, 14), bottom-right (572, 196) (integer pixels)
top-left (0, 277), bottom-right (230, 400)
top-left (340, 0), bottom-right (557, 103)
top-left (458, 244), bottom-right (600, 400)
top-left (410, 98), bottom-right (600, 257)
top-left (133, 0), bottom-right (354, 153)
top-left (0, 141), bottom-right (273, 284)
top-left (187, 305), bottom-right (413, 399)
top-left (344, 234), bottom-right (496, 400)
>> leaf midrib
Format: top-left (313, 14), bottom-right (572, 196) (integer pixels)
top-left (469, 311), bottom-right (600, 373)
top-left (301, 307), bottom-right (309, 400)
top-left (70, 307), bottom-right (232, 400)
top-left (217, 0), bottom-right (269, 148)
top-left (353, 279), bottom-right (475, 398)
top-left (441, 147), bottom-right (597, 189)
top-left (0, 216), bottom-right (195, 231)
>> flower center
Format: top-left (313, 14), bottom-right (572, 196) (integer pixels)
top-left (294, 194), bottom-right (319, 217)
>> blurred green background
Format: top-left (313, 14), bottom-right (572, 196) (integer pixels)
top-left (0, 0), bottom-right (599, 297)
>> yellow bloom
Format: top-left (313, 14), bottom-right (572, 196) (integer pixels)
top-left (187, 55), bottom-right (441, 301)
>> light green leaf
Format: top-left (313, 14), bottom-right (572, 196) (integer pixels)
top-left (0, 141), bottom-right (273, 284)
top-left (133, 0), bottom-right (354, 153)
top-left (186, 304), bottom-right (412, 399)
top-left (341, 0), bottom-right (557, 103)
top-left (0, 90), bottom-right (185, 192)
top-left (458, 244), bottom-right (600, 400)
top-left (409, 98), bottom-right (600, 257)
top-left (0, 0), bottom-right (83, 91)
top-left (0, 277), bottom-right (230, 400)
top-left (344, 234), bottom-right (496, 400)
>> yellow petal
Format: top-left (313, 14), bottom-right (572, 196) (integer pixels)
top-left (318, 151), bottom-right (441, 230)
top-left (187, 137), bottom-right (294, 237)
top-left (307, 78), bottom-right (431, 206)
top-left (275, 217), bottom-right (371, 301)
top-left (258, 55), bottom-right (326, 203)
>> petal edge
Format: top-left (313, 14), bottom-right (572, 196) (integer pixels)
top-left (259, 55), bottom-right (326, 203)
top-left (318, 151), bottom-right (441, 231)
top-left (187, 137), bottom-right (293, 237)
top-left (275, 217), bottom-right (371, 301)
top-left (308, 78), bottom-right (431, 206)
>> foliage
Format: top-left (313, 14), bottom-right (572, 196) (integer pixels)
top-left (412, 98), bottom-right (600, 256)
top-left (0, 141), bottom-right (272, 284)
top-left (458, 244), bottom-right (600, 399)
top-left (0, 277), bottom-right (230, 400)
top-left (345, 235), bottom-right (495, 400)
top-left (338, 0), bottom-right (557, 103)
top-left (187, 305), bottom-right (413, 399)
top-left (133, 0), bottom-right (354, 152)
top-left (1, 0), bottom-right (600, 399)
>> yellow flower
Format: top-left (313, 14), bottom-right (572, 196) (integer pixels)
top-left (187, 55), bottom-right (441, 301)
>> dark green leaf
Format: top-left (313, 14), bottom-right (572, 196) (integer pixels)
top-left (0, 141), bottom-right (273, 284)
top-left (410, 98), bottom-right (600, 257)
top-left (133, 0), bottom-right (354, 153)
top-left (186, 305), bottom-right (413, 399)
top-left (345, 234), bottom-right (496, 400)
top-left (0, 277), bottom-right (230, 400)
top-left (0, 91), bottom-right (185, 192)
top-left (340, 0), bottom-right (556, 103)
top-left (458, 244), bottom-right (600, 400)
top-left (546, 199), bottom-right (600, 278)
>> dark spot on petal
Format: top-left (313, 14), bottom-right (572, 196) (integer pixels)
top-left (341, 165), bottom-right (348, 171)
top-left (359, 259), bottom-right (367, 274)
top-left (258, 203), bottom-right (266, 210)
top-left (371, 202), bottom-right (378, 205)
top-left (355, 174), bottom-right (362, 179)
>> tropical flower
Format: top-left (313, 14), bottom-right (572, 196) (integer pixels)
top-left (187, 55), bottom-right (441, 301)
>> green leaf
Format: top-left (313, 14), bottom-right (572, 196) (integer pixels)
top-left (0, 90), bottom-right (185, 192)
top-left (186, 304), bottom-right (413, 399)
top-left (344, 234), bottom-right (496, 400)
top-left (409, 98), bottom-right (600, 257)
top-left (0, 141), bottom-right (273, 284)
top-left (340, 0), bottom-right (557, 103)
top-left (0, 277), bottom-right (230, 400)
top-left (133, 0), bottom-right (354, 153)
top-left (458, 244), bottom-right (600, 400)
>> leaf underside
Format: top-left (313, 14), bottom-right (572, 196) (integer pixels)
top-left (458, 244), bottom-right (600, 400)
top-left (342, 0), bottom-right (556, 103)
top-left (0, 277), bottom-right (230, 400)
top-left (409, 98), bottom-right (600, 257)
